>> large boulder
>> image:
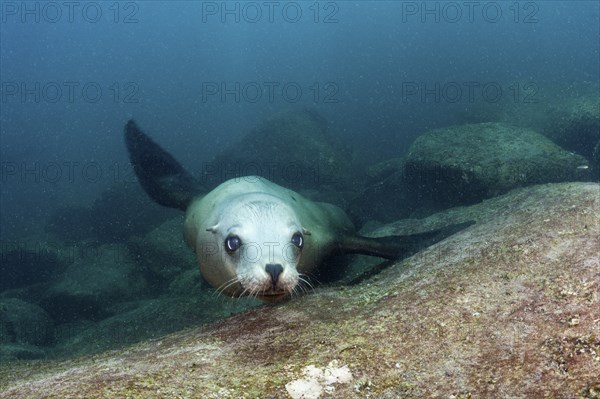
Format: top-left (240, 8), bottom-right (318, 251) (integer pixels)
top-left (45, 183), bottom-right (177, 244)
top-left (40, 244), bottom-right (148, 323)
top-left (1, 182), bottom-right (598, 398)
top-left (351, 123), bottom-right (591, 221)
top-left (495, 93), bottom-right (600, 177)
top-left (203, 109), bottom-right (352, 195)
top-left (0, 241), bottom-right (65, 292)
top-left (128, 217), bottom-right (199, 292)
top-left (538, 96), bottom-right (600, 162)
top-left (347, 157), bottom-right (414, 223)
top-left (404, 123), bottom-right (590, 207)
top-left (0, 298), bottom-right (54, 360)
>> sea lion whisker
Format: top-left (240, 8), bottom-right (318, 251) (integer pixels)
top-left (293, 282), bottom-right (305, 298)
top-left (297, 275), bottom-right (315, 297)
top-left (238, 287), bottom-right (250, 299)
top-left (298, 284), bottom-right (307, 297)
top-left (292, 280), bottom-right (307, 298)
top-left (213, 278), bottom-right (234, 296)
top-left (214, 277), bottom-right (241, 297)
top-left (298, 275), bottom-right (314, 290)
top-left (304, 272), bottom-right (321, 287)
top-left (298, 283), bottom-right (310, 297)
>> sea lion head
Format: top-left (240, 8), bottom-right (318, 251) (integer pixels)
top-left (198, 193), bottom-right (310, 302)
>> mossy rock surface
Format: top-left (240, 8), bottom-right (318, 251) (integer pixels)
top-left (0, 241), bottom-right (64, 292)
top-left (0, 299), bottom-right (52, 345)
top-left (350, 122), bottom-right (592, 223)
top-left (403, 122), bottom-right (590, 207)
top-left (128, 216), bottom-right (198, 291)
top-left (1, 182), bottom-right (598, 398)
top-left (540, 96), bottom-right (600, 159)
top-left (45, 183), bottom-right (177, 244)
top-left (41, 244), bottom-right (148, 323)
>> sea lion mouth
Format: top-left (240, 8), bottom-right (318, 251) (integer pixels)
top-left (258, 290), bottom-right (289, 302)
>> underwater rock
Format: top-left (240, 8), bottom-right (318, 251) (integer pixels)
top-left (203, 109), bottom-right (352, 194)
top-left (48, 295), bottom-right (259, 359)
top-left (168, 268), bottom-right (207, 297)
top-left (350, 120), bottom-right (594, 223)
top-left (0, 298), bottom-right (54, 347)
top-left (0, 241), bottom-right (63, 292)
top-left (127, 216), bottom-right (199, 292)
top-left (0, 298), bottom-right (53, 361)
top-left (0, 344), bottom-right (47, 362)
top-left (539, 96), bottom-right (600, 162)
top-left (40, 243), bottom-right (148, 323)
top-left (347, 157), bottom-right (415, 224)
top-left (46, 183), bottom-right (177, 244)
top-left (402, 122), bottom-right (590, 208)
top-left (0, 182), bottom-right (598, 398)
top-left (492, 91), bottom-right (600, 179)
top-left (44, 205), bottom-right (95, 242)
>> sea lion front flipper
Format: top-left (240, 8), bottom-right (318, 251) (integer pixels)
top-left (124, 120), bottom-right (203, 210)
top-left (340, 221), bottom-right (474, 260)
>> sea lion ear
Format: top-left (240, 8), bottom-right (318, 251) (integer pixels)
top-left (206, 225), bottom-right (219, 233)
top-left (302, 227), bottom-right (311, 236)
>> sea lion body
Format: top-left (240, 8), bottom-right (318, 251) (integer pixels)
top-left (124, 120), bottom-right (471, 302)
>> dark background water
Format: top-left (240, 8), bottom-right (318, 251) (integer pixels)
top-left (1, 1), bottom-right (599, 240)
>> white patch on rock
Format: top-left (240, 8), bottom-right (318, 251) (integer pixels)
top-left (285, 378), bottom-right (323, 399)
top-left (285, 360), bottom-right (353, 399)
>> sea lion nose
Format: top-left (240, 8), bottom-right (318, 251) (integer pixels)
top-left (265, 263), bottom-right (283, 288)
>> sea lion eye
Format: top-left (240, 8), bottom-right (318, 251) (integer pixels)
top-left (225, 235), bottom-right (242, 253)
top-left (291, 232), bottom-right (303, 249)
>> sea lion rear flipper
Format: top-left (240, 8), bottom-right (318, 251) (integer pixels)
top-left (124, 120), bottom-right (202, 210)
top-left (341, 221), bottom-right (474, 260)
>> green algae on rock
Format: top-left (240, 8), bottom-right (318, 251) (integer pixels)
top-left (349, 122), bottom-right (592, 223)
top-left (403, 123), bottom-right (590, 207)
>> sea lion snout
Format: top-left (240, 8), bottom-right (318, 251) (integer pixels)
top-left (265, 263), bottom-right (283, 289)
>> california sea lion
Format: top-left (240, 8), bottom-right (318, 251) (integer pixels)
top-left (124, 120), bottom-right (469, 302)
